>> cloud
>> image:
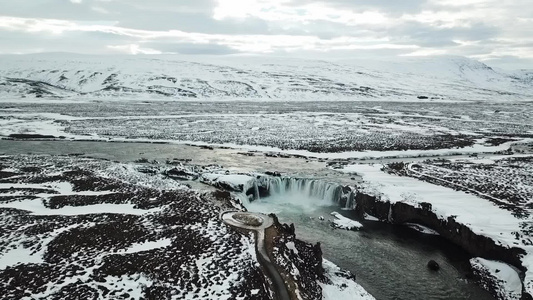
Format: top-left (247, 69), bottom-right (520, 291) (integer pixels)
top-left (0, 0), bottom-right (531, 68)
top-left (388, 21), bottom-right (499, 47)
top-left (107, 44), bottom-right (162, 54)
top-left (287, 0), bottom-right (429, 15)
top-left (141, 42), bottom-right (239, 55)
top-left (0, 16), bottom-right (418, 53)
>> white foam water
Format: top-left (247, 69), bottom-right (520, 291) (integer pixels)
top-left (243, 176), bottom-right (357, 210)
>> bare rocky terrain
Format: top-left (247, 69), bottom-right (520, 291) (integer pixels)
top-left (0, 155), bottom-right (271, 299)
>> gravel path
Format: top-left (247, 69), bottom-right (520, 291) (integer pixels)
top-left (222, 211), bottom-right (290, 300)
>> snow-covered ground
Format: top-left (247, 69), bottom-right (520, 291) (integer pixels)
top-left (330, 212), bottom-right (363, 230)
top-left (0, 54), bottom-right (531, 102)
top-left (321, 259), bottom-right (375, 300)
top-left (402, 156), bottom-right (533, 217)
top-left (0, 155), bottom-right (272, 300)
top-left (470, 258), bottom-right (522, 300)
top-left (1, 100), bottom-right (531, 156)
top-left (200, 173), bottom-right (256, 193)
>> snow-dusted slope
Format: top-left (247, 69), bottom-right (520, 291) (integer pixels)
top-left (0, 54), bottom-right (531, 101)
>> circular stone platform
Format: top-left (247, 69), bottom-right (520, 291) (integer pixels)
top-left (232, 213), bottom-right (264, 227)
top-left (221, 211), bottom-right (274, 231)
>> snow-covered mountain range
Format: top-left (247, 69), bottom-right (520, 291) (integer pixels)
top-left (0, 53), bottom-right (531, 101)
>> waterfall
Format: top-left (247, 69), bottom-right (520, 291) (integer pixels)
top-left (346, 191), bottom-right (356, 210)
top-left (246, 175), bottom-right (357, 209)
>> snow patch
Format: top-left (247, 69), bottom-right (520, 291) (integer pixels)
top-left (120, 238), bottom-right (172, 254)
top-left (286, 241), bottom-right (299, 255)
top-left (404, 223), bottom-right (440, 235)
top-left (330, 212), bottom-right (363, 230)
top-left (363, 213), bottom-right (379, 221)
top-left (0, 224), bottom-right (79, 270)
top-left (471, 257), bottom-right (522, 300)
top-left (200, 173), bottom-right (256, 193)
top-left (321, 259), bottom-right (375, 300)
top-left (0, 198), bottom-right (158, 216)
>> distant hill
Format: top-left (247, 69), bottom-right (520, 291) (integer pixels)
top-left (0, 54), bottom-right (531, 101)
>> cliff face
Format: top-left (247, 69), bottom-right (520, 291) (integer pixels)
top-left (352, 192), bottom-right (532, 300)
top-left (266, 214), bottom-right (325, 300)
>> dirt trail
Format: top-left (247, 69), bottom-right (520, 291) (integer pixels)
top-left (221, 211), bottom-right (290, 300)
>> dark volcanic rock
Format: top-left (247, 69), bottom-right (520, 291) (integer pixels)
top-left (164, 167), bottom-right (198, 180)
top-left (270, 215), bottom-right (325, 300)
top-left (8, 133), bottom-right (56, 139)
top-left (427, 260), bottom-right (440, 271)
top-left (265, 171), bottom-right (282, 177)
top-left (245, 185), bottom-right (269, 199)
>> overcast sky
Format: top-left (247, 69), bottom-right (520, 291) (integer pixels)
top-left (0, 0), bottom-right (532, 68)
